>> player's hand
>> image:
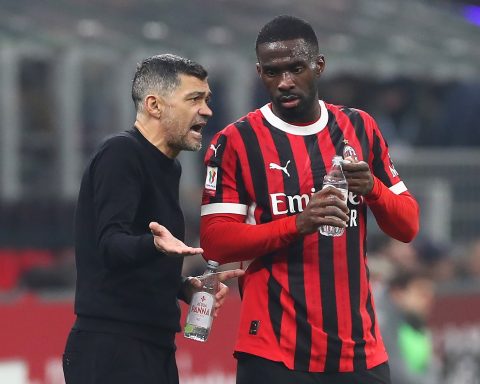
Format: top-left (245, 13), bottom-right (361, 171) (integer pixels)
top-left (213, 269), bottom-right (245, 317)
top-left (149, 222), bottom-right (203, 257)
top-left (186, 268), bottom-right (244, 317)
top-left (341, 157), bottom-right (374, 196)
top-left (295, 187), bottom-right (349, 235)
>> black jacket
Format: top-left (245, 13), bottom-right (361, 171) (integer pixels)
top-left (73, 127), bottom-right (185, 347)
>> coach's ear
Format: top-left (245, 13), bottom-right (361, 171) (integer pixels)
top-left (144, 94), bottom-right (164, 119)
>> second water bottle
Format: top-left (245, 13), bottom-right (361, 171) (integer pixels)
top-left (184, 260), bottom-right (219, 342)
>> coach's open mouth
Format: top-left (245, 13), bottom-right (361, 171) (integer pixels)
top-left (190, 122), bottom-right (206, 133)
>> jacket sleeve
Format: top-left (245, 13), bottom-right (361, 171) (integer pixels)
top-left (91, 137), bottom-right (159, 269)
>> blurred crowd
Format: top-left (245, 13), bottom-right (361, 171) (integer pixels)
top-left (319, 76), bottom-right (480, 149)
top-left (367, 235), bottom-right (480, 383)
top-left (1, 1), bottom-right (479, 383)
top-left (2, 74), bottom-right (480, 383)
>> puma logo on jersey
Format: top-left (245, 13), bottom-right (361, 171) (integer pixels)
top-left (269, 160), bottom-right (291, 177)
top-left (210, 144), bottom-right (221, 157)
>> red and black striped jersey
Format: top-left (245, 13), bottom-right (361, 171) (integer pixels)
top-left (200, 101), bottom-right (418, 372)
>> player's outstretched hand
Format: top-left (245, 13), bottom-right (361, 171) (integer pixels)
top-left (187, 268), bottom-right (245, 317)
top-left (149, 222), bottom-right (203, 257)
top-left (213, 269), bottom-right (245, 317)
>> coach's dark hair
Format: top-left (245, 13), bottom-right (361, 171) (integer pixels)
top-left (256, 15), bottom-right (319, 57)
top-left (132, 54), bottom-right (208, 111)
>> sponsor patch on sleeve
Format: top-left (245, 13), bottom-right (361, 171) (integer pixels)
top-left (205, 166), bottom-right (218, 193)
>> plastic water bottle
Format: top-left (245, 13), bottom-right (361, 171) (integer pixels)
top-left (319, 155), bottom-right (348, 237)
top-left (184, 260), bottom-right (219, 342)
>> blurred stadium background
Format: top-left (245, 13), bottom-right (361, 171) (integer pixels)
top-left (1, 0), bottom-right (480, 383)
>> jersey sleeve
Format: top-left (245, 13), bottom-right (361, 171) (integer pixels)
top-left (200, 127), bottom-right (299, 263)
top-left (362, 112), bottom-right (420, 242)
top-left (366, 112), bottom-right (405, 192)
top-left (365, 177), bottom-right (419, 242)
top-left (201, 129), bottom-right (250, 217)
top-left (200, 214), bottom-right (299, 263)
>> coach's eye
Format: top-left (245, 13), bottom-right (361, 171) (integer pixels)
top-left (190, 96), bottom-right (202, 103)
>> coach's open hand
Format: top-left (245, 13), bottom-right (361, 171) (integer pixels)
top-left (149, 221), bottom-right (204, 256)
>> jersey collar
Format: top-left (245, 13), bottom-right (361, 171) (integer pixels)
top-left (260, 100), bottom-right (329, 136)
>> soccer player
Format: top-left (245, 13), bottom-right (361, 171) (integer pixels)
top-left (200, 16), bottom-right (419, 384)
top-left (63, 54), bottom-right (243, 384)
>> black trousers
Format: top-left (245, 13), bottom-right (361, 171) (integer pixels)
top-left (63, 329), bottom-right (179, 384)
top-left (236, 353), bottom-right (391, 384)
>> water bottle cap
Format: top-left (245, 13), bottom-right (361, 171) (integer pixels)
top-left (206, 260), bottom-right (219, 268)
top-left (332, 155), bottom-right (343, 164)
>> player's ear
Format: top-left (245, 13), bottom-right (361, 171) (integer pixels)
top-left (315, 55), bottom-right (325, 76)
top-left (256, 63), bottom-right (261, 77)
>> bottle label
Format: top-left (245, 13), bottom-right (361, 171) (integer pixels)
top-left (186, 292), bottom-right (214, 327)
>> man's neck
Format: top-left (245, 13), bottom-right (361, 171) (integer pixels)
top-left (271, 101), bottom-right (321, 125)
top-left (134, 118), bottom-right (178, 158)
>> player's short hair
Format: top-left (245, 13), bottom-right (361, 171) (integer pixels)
top-left (255, 15), bottom-right (319, 57)
top-left (132, 54), bottom-right (208, 111)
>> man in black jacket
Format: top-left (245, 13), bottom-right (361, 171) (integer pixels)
top-left (63, 54), bottom-right (243, 384)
